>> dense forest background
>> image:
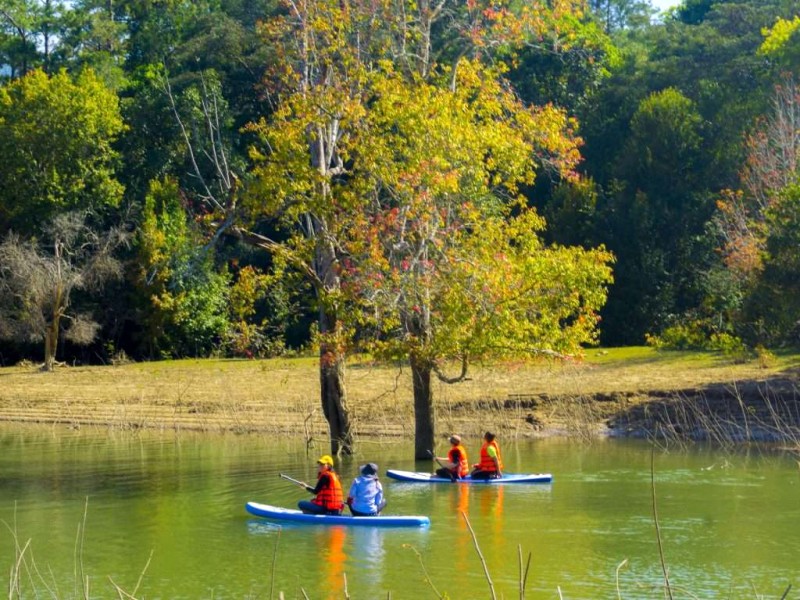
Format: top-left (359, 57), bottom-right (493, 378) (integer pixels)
top-left (2, 0), bottom-right (800, 368)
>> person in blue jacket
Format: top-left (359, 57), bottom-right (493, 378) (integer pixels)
top-left (347, 463), bottom-right (387, 516)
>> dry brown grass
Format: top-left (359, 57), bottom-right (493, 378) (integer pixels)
top-left (0, 348), bottom-right (798, 442)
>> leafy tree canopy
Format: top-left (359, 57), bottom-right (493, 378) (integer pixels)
top-left (0, 68), bottom-right (125, 234)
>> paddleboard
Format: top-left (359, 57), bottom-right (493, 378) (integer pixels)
top-left (245, 501), bottom-right (430, 527)
top-left (386, 469), bottom-right (552, 484)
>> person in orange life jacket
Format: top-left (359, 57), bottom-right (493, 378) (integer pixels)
top-left (297, 455), bottom-right (345, 515)
top-left (347, 462), bottom-right (387, 516)
top-left (434, 435), bottom-right (469, 481)
top-left (470, 431), bottom-right (503, 480)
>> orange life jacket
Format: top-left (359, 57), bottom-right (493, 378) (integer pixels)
top-left (312, 470), bottom-right (344, 511)
top-left (448, 444), bottom-right (469, 478)
top-left (479, 440), bottom-right (503, 472)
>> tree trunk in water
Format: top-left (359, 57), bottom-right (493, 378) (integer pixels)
top-left (319, 310), bottom-right (354, 456)
top-left (320, 347), bottom-right (353, 456)
top-left (305, 114), bottom-right (352, 456)
top-left (411, 356), bottom-right (435, 459)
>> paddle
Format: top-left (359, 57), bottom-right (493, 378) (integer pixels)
top-left (280, 473), bottom-right (309, 489)
top-left (427, 450), bottom-right (456, 482)
top-left (426, 449), bottom-right (446, 470)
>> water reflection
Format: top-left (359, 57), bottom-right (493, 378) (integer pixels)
top-left (478, 484), bottom-right (504, 519)
top-left (245, 518), bottom-right (283, 536)
top-left (244, 519), bottom-right (388, 596)
top-left (318, 526), bottom-right (347, 597)
top-left (1, 426), bottom-right (799, 599)
top-left (349, 527), bottom-right (385, 586)
top-left (455, 482), bottom-right (469, 522)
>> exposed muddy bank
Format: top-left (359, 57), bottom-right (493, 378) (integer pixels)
top-left (488, 377), bottom-right (800, 446)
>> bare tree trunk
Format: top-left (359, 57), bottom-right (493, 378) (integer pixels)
top-left (43, 317), bottom-right (59, 372)
top-left (314, 227), bottom-right (353, 455)
top-left (320, 341), bottom-right (352, 456)
top-left (411, 355), bottom-right (435, 459)
top-left (43, 259), bottom-right (64, 372)
top-left (42, 0), bottom-right (52, 73)
top-left (319, 307), bottom-right (353, 455)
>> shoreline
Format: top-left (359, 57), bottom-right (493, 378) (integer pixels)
top-left (1, 382), bottom-right (798, 450)
top-left (0, 355), bottom-right (799, 448)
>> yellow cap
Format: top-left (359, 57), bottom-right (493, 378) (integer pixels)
top-left (317, 455), bottom-right (334, 466)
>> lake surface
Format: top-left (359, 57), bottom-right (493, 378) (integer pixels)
top-left (0, 423), bottom-right (798, 599)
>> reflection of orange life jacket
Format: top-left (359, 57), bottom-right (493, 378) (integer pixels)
top-left (449, 445), bottom-right (469, 477)
top-left (312, 470), bottom-right (344, 510)
top-left (479, 441), bottom-right (503, 472)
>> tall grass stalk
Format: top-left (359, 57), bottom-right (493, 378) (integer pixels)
top-left (74, 497), bottom-right (89, 599)
top-left (403, 544), bottom-right (444, 599)
top-left (518, 544), bottom-right (531, 599)
top-left (615, 558), bottom-right (628, 600)
top-left (651, 443), bottom-right (673, 600)
top-left (4, 502), bottom-right (57, 599)
top-left (461, 510), bottom-right (497, 600)
top-left (6, 500), bottom-right (152, 600)
top-left (270, 528), bottom-right (281, 600)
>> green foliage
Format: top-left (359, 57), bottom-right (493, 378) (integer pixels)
top-left (155, 270), bottom-right (230, 357)
top-left (108, 0), bottom-right (271, 206)
top-left (0, 0), bottom-right (68, 76)
top-left (541, 176), bottom-right (600, 247)
top-left (625, 88), bottom-right (704, 202)
top-left (508, 12), bottom-right (617, 111)
top-left (121, 0), bottom-right (228, 69)
top-left (763, 184), bottom-right (800, 276)
top-left (707, 332), bottom-right (748, 357)
top-left (578, 0), bottom-right (789, 346)
top-left (599, 88), bottom-right (711, 344)
top-left (135, 177), bottom-right (294, 359)
top-left (225, 265), bottom-right (292, 358)
top-left (587, 0), bottom-right (656, 33)
top-left (0, 68), bottom-right (125, 234)
top-left (675, 0), bottom-right (716, 25)
top-left (55, 2), bottom-right (130, 89)
top-left (758, 15), bottom-right (800, 61)
top-left (135, 177), bottom-right (230, 358)
top-left (755, 344), bottom-right (776, 368)
top-left (309, 64), bottom-right (615, 368)
top-left (4, 0), bottom-right (800, 368)
top-left (646, 319), bottom-right (749, 361)
top-left (741, 183), bottom-right (800, 345)
top-left (646, 322), bottom-right (709, 351)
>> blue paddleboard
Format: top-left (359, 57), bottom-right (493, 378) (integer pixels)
top-left (385, 469), bottom-right (552, 484)
top-left (245, 501), bottom-right (430, 527)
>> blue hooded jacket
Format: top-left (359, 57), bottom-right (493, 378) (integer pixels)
top-left (348, 470), bottom-right (384, 515)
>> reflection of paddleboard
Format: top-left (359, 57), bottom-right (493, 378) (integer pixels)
top-left (385, 470), bottom-right (552, 484)
top-left (245, 502), bottom-right (430, 527)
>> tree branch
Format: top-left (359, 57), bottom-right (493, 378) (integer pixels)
top-left (0, 9), bottom-right (27, 40)
top-left (432, 354), bottom-right (469, 384)
top-left (161, 69), bottom-right (224, 212)
top-left (231, 226), bottom-right (323, 289)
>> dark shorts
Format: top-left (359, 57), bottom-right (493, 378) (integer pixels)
top-left (470, 470), bottom-right (500, 480)
top-left (435, 467), bottom-right (460, 480)
top-left (349, 500), bottom-right (387, 516)
top-left (298, 500), bottom-right (342, 515)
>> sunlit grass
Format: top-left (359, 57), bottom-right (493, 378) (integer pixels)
top-left (0, 348), bottom-right (798, 441)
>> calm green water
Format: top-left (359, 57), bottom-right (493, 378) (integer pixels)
top-left (0, 423), bottom-right (798, 599)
